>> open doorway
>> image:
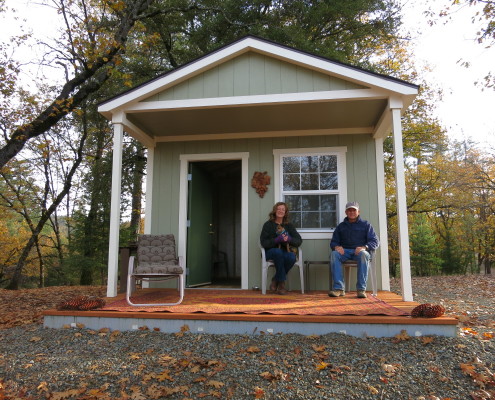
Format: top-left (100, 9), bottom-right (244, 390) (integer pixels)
top-left (186, 160), bottom-right (242, 288)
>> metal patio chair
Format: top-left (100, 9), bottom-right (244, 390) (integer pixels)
top-left (126, 234), bottom-right (185, 306)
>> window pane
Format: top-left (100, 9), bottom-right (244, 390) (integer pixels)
top-left (290, 211), bottom-right (302, 228)
top-left (302, 212), bottom-right (320, 228)
top-left (301, 156), bottom-right (319, 173)
top-left (301, 195), bottom-right (320, 211)
top-left (301, 173), bottom-right (318, 190)
top-left (320, 195), bottom-right (336, 211)
top-left (283, 174), bottom-right (300, 190)
top-left (321, 212), bottom-right (337, 229)
top-left (283, 156), bottom-right (300, 173)
top-left (320, 155), bottom-right (337, 172)
top-left (320, 173), bottom-right (338, 190)
top-left (285, 195), bottom-right (301, 212)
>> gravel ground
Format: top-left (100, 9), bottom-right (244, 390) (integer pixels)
top-left (1, 276), bottom-right (494, 399)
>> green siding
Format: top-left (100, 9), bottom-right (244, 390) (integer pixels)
top-left (151, 134), bottom-right (380, 291)
top-left (144, 52), bottom-right (367, 102)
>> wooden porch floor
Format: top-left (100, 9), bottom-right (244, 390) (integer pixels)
top-left (43, 289), bottom-right (458, 337)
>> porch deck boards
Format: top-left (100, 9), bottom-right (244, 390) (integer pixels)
top-left (43, 290), bottom-right (458, 337)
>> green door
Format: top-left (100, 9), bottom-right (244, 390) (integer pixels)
top-left (186, 163), bottom-right (213, 286)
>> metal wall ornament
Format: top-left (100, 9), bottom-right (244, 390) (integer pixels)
top-left (251, 171), bottom-right (271, 198)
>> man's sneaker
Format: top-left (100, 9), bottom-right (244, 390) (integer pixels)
top-left (357, 290), bottom-right (367, 298)
top-left (328, 289), bottom-right (345, 297)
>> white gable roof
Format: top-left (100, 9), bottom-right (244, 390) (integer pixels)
top-left (98, 35), bottom-right (418, 143)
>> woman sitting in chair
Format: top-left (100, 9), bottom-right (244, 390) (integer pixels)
top-left (260, 202), bottom-right (302, 295)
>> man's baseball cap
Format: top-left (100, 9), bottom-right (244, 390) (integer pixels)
top-left (345, 201), bottom-right (359, 210)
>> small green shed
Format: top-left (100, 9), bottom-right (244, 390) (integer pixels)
top-left (98, 36), bottom-right (418, 301)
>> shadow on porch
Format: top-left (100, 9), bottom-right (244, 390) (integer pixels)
top-left (43, 289), bottom-right (458, 338)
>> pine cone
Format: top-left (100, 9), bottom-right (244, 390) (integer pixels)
top-left (56, 296), bottom-right (90, 310)
top-left (78, 298), bottom-right (106, 310)
top-left (411, 303), bottom-right (445, 318)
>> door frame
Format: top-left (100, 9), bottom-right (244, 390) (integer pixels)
top-left (178, 152), bottom-right (249, 289)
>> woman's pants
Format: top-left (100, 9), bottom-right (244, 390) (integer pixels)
top-left (265, 247), bottom-right (296, 282)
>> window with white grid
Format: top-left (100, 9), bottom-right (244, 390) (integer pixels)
top-left (274, 148), bottom-right (347, 233)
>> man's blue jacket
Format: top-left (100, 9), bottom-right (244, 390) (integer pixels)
top-left (330, 216), bottom-right (379, 251)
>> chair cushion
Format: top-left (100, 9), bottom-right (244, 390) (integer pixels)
top-left (136, 234), bottom-right (183, 274)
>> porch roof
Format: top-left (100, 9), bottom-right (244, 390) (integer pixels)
top-left (98, 35), bottom-right (419, 145)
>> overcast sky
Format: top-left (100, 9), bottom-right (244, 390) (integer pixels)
top-left (399, 0), bottom-right (495, 146)
top-left (2, 0), bottom-right (495, 146)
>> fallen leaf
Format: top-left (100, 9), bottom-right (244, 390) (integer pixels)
top-left (382, 363), bottom-right (400, 376)
top-left (367, 384), bottom-right (379, 395)
top-left (421, 336), bottom-right (434, 344)
top-left (253, 386), bottom-right (265, 399)
top-left (156, 370), bottom-right (173, 382)
top-left (312, 344), bottom-right (326, 352)
top-left (246, 346), bottom-right (260, 353)
top-left (393, 330), bottom-right (410, 342)
top-left (460, 363), bottom-right (476, 376)
top-left (207, 380), bottom-right (224, 388)
top-left (316, 361), bottom-right (329, 371)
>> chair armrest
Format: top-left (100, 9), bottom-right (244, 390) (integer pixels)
top-left (178, 256), bottom-right (184, 268)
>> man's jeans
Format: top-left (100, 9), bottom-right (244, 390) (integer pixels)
top-left (330, 248), bottom-right (370, 291)
top-left (265, 247), bottom-right (296, 282)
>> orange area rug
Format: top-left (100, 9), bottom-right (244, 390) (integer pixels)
top-left (102, 290), bottom-right (409, 316)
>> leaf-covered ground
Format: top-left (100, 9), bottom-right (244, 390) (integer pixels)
top-left (0, 276), bottom-right (494, 399)
top-left (391, 274), bottom-right (495, 337)
top-left (0, 285), bottom-right (106, 329)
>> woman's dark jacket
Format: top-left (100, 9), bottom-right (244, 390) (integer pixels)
top-left (260, 220), bottom-right (303, 250)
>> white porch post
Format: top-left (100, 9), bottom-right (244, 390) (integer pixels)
top-left (391, 104), bottom-right (413, 301)
top-left (375, 137), bottom-right (391, 291)
top-left (106, 123), bottom-right (124, 298)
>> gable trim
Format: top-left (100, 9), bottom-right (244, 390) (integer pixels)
top-left (98, 36), bottom-right (418, 115)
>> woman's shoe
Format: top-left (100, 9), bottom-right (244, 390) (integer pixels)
top-left (277, 281), bottom-right (288, 295)
top-left (269, 278), bottom-right (277, 292)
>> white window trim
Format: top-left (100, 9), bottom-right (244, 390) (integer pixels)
top-left (273, 147), bottom-right (347, 240)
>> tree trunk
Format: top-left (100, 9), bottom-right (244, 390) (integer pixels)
top-left (129, 143), bottom-right (146, 242)
top-left (6, 128), bottom-right (87, 289)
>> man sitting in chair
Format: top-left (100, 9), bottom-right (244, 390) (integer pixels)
top-left (329, 201), bottom-right (379, 298)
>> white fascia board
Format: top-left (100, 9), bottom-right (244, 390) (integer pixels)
top-left (98, 37), bottom-right (417, 114)
top-left (125, 88), bottom-right (388, 113)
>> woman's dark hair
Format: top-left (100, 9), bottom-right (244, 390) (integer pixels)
top-left (269, 202), bottom-right (290, 224)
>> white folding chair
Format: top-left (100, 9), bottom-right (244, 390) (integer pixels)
top-left (259, 242), bottom-right (304, 294)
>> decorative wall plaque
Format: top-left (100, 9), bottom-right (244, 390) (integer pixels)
top-left (251, 171), bottom-right (271, 198)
